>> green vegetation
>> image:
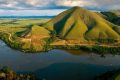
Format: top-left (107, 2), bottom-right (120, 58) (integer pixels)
top-left (91, 46), bottom-right (120, 54)
top-left (16, 24), bottom-right (51, 52)
top-left (0, 18), bottom-right (50, 52)
top-left (0, 32), bottom-right (22, 50)
top-left (0, 6), bottom-right (120, 53)
top-left (43, 6), bottom-right (120, 40)
top-left (101, 11), bottom-right (120, 25)
top-left (51, 45), bottom-right (120, 54)
top-left (0, 66), bottom-right (37, 80)
top-left (96, 38), bottom-right (117, 43)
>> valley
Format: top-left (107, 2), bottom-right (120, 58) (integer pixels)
top-left (0, 7), bottom-right (120, 54)
top-left (0, 0), bottom-right (120, 79)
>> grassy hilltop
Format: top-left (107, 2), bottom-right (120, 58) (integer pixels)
top-left (43, 6), bottom-right (120, 40)
top-left (0, 6), bottom-right (120, 53)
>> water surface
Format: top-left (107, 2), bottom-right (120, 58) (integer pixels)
top-left (0, 40), bottom-right (120, 80)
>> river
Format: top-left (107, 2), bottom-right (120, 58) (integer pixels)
top-left (0, 40), bottom-right (120, 80)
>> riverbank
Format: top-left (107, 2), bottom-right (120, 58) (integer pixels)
top-left (0, 34), bottom-right (120, 54)
top-left (51, 45), bottom-right (120, 54)
top-left (0, 31), bottom-right (120, 54)
top-left (1, 41), bottom-right (120, 80)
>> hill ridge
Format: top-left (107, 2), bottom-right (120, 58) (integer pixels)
top-left (43, 6), bottom-right (120, 40)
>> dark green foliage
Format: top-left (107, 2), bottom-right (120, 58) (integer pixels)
top-left (43, 31), bottom-right (57, 51)
top-left (50, 30), bottom-right (57, 41)
top-left (101, 12), bottom-right (120, 25)
top-left (16, 25), bottom-right (32, 37)
top-left (112, 18), bottom-right (120, 25)
top-left (79, 46), bottom-right (92, 52)
top-left (0, 32), bottom-right (22, 50)
top-left (113, 26), bottom-right (120, 34)
top-left (92, 46), bottom-right (120, 54)
top-left (101, 12), bottom-right (118, 21)
top-left (96, 38), bottom-right (117, 43)
top-left (43, 38), bottom-right (53, 51)
top-left (1, 66), bottom-right (14, 73)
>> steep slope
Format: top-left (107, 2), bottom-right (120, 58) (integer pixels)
top-left (43, 6), bottom-right (120, 40)
top-left (31, 25), bottom-right (50, 37)
top-left (17, 25), bottom-right (50, 38)
top-left (17, 25), bottom-right (50, 51)
top-left (101, 11), bottom-right (120, 25)
top-left (95, 12), bottom-right (107, 19)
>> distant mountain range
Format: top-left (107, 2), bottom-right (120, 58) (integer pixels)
top-left (0, 16), bottom-right (55, 18)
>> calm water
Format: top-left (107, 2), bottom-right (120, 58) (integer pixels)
top-left (0, 40), bottom-right (120, 80)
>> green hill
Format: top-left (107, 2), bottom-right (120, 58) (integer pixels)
top-left (43, 6), bottom-right (120, 41)
top-left (16, 25), bottom-right (50, 51)
top-left (1, 7), bottom-right (120, 52)
top-left (101, 11), bottom-right (120, 25)
top-left (17, 25), bottom-right (50, 38)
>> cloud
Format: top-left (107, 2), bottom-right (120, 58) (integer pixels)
top-left (54, 0), bottom-right (120, 10)
top-left (0, 9), bottom-right (66, 16)
top-left (0, 0), bottom-right (52, 10)
top-left (0, 0), bottom-right (120, 11)
top-left (55, 0), bottom-right (95, 7)
top-left (92, 0), bottom-right (120, 10)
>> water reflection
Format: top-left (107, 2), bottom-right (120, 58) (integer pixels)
top-left (0, 40), bottom-right (120, 71)
top-left (1, 40), bottom-right (120, 80)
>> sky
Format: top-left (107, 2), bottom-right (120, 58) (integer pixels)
top-left (0, 0), bottom-right (120, 16)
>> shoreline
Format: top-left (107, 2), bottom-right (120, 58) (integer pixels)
top-left (0, 37), bottom-right (120, 54)
top-left (0, 32), bottom-right (120, 54)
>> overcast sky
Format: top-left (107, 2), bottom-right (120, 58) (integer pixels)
top-left (0, 0), bottom-right (120, 16)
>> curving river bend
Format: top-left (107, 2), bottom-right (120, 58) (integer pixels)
top-left (0, 40), bottom-right (120, 80)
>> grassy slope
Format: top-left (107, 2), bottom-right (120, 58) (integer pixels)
top-left (20, 25), bottom-right (50, 51)
top-left (43, 6), bottom-right (120, 40)
top-left (0, 8), bottom-right (120, 52)
top-left (100, 11), bottom-right (120, 35)
top-left (0, 19), bottom-right (49, 34)
top-left (101, 11), bottom-right (120, 26)
top-left (0, 19), bottom-right (50, 52)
